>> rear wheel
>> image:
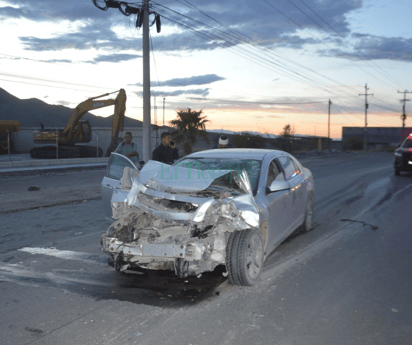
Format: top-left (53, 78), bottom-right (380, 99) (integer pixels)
top-left (301, 195), bottom-right (314, 232)
top-left (226, 228), bottom-right (264, 286)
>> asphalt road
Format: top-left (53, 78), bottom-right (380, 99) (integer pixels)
top-left (0, 152), bottom-right (411, 345)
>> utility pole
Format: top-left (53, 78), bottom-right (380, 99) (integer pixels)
top-left (92, 0), bottom-right (162, 162)
top-left (359, 84), bottom-right (373, 151)
top-left (328, 99), bottom-right (332, 150)
top-left (142, 0), bottom-right (151, 162)
top-left (163, 98), bottom-right (165, 127)
top-left (398, 90), bottom-right (411, 129)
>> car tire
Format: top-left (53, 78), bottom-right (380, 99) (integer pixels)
top-left (226, 228), bottom-right (264, 286)
top-left (395, 169), bottom-right (400, 176)
top-left (302, 195), bottom-right (314, 232)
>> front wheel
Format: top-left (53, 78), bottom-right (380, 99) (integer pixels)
top-left (226, 229), bottom-right (264, 286)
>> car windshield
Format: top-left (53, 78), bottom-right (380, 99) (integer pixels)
top-left (401, 138), bottom-right (412, 148)
top-left (174, 158), bottom-right (262, 194)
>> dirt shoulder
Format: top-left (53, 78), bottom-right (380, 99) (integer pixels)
top-left (0, 170), bottom-right (106, 214)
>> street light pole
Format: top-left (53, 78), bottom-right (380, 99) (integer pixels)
top-left (328, 99), bottom-right (332, 150)
top-left (142, 0), bottom-right (151, 162)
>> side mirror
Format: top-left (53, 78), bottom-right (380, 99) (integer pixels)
top-left (267, 180), bottom-right (290, 193)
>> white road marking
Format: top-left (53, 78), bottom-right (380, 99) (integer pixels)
top-left (18, 247), bottom-right (108, 266)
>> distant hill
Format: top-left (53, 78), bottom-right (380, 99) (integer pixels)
top-left (0, 87), bottom-right (142, 128)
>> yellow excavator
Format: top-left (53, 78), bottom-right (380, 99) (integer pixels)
top-left (30, 89), bottom-right (127, 159)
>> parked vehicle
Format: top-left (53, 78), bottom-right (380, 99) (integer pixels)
top-left (101, 149), bottom-right (315, 286)
top-left (394, 134), bottom-right (412, 175)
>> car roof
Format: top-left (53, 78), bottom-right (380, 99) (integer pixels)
top-left (184, 148), bottom-right (285, 160)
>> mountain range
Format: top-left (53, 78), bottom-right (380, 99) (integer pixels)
top-left (0, 87), bottom-right (143, 128)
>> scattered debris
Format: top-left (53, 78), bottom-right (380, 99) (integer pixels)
top-left (136, 332), bottom-right (143, 336)
top-left (340, 219), bottom-right (378, 231)
top-left (222, 271), bottom-right (228, 277)
top-left (27, 186), bottom-right (40, 191)
top-left (215, 291), bottom-right (220, 296)
top-left (391, 308), bottom-right (399, 313)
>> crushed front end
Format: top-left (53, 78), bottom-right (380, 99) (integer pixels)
top-left (101, 160), bottom-right (259, 278)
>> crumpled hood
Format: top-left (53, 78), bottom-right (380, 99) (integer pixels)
top-left (138, 160), bottom-right (252, 193)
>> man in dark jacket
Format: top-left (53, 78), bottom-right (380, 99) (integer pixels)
top-left (152, 132), bottom-right (179, 164)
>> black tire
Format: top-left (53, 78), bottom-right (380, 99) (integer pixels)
top-left (226, 228), bottom-right (264, 286)
top-left (301, 195), bottom-right (314, 232)
top-left (226, 231), bottom-right (242, 286)
top-left (395, 169), bottom-right (400, 176)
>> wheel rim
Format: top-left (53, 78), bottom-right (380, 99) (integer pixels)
top-left (305, 199), bottom-right (313, 229)
top-left (245, 233), bottom-right (263, 280)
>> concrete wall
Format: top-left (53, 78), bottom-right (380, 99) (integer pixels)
top-left (12, 127), bottom-right (169, 158)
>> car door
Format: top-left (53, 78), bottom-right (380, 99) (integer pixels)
top-left (277, 155), bottom-right (305, 231)
top-left (101, 153), bottom-right (138, 219)
top-left (265, 159), bottom-right (294, 249)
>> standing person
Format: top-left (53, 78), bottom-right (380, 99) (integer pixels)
top-left (152, 132), bottom-right (179, 164)
top-left (115, 132), bottom-right (139, 163)
top-left (212, 135), bottom-right (235, 149)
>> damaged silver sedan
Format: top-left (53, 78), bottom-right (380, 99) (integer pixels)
top-left (101, 149), bottom-right (314, 286)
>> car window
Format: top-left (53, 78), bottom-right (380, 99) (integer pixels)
top-left (106, 153), bottom-right (137, 180)
top-left (291, 157), bottom-right (302, 174)
top-left (277, 156), bottom-right (300, 181)
top-left (401, 138), bottom-right (412, 148)
top-left (175, 158), bottom-right (262, 194)
top-left (266, 159), bottom-right (285, 186)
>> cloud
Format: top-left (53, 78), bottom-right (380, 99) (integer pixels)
top-left (10, 0), bottom-right (412, 64)
top-left (10, 0), bottom-right (362, 54)
top-left (133, 74), bottom-right (224, 87)
top-left (85, 54), bottom-right (141, 64)
top-left (135, 88), bottom-right (210, 97)
top-left (319, 34), bottom-right (412, 62)
top-left (0, 0), bottom-right (109, 22)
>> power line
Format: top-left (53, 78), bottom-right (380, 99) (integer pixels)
top-left (0, 71), bottom-right (117, 91)
top-left (287, 0), bottom-right (406, 90)
top-left (164, 1), bottom-right (399, 112)
top-left (154, 5), bottom-right (364, 101)
top-left (187, 97), bottom-right (326, 105)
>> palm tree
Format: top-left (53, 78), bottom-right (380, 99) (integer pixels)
top-left (169, 108), bottom-right (210, 155)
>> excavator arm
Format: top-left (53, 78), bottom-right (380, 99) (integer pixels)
top-left (62, 89), bottom-right (126, 145)
top-left (106, 89), bottom-right (127, 156)
top-left (31, 89), bottom-right (127, 159)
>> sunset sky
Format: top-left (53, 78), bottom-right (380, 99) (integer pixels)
top-left (1, 0), bottom-right (412, 138)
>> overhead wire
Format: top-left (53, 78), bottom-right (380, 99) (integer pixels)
top-left (261, 0), bottom-right (403, 112)
top-left (0, 71), bottom-right (120, 92)
top-left (287, 0), bottom-right (405, 90)
top-left (163, 1), bottom-right (376, 107)
top-left (294, 0), bottom-right (406, 89)
top-left (152, 3), bottom-right (366, 102)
